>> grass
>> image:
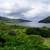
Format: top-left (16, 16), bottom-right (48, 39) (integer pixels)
top-left (0, 21), bottom-right (50, 50)
top-left (43, 38), bottom-right (50, 48)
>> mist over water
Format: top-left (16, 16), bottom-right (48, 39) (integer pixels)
top-left (17, 22), bottom-right (50, 28)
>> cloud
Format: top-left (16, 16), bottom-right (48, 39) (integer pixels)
top-left (0, 0), bottom-right (16, 13)
top-left (0, 0), bottom-right (49, 19)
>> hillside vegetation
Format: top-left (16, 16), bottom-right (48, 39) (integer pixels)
top-left (0, 21), bottom-right (50, 50)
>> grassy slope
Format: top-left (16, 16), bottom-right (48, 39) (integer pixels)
top-left (43, 38), bottom-right (50, 48)
top-left (0, 21), bottom-right (50, 50)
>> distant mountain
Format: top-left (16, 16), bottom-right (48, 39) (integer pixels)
top-left (13, 19), bottom-right (31, 22)
top-left (0, 16), bottom-right (31, 23)
top-left (0, 16), bottom-right (11, 21)
top-left (39, 16), bottom-right (50, 23)
top-left (25, 16), bottom-right (48, 23)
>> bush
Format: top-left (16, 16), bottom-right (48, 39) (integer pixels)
top-left (26, 28), bottom-right (50, 38)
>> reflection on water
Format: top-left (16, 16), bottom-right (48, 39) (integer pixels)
top-left (17, 22), bottom-right (50, 28)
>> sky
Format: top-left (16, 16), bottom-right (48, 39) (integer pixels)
top-left (0, 0), bottom-right (49, 19)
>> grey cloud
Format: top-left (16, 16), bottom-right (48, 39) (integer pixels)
top-left (7, 8), bottom-right (32, 17)
top-left (0, 0), bottom-right (49, 19)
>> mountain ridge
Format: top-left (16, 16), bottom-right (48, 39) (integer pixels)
top-left (39, 16), bottom-right (50, 23)
top-left (0, 16), bottom-right (31, 23)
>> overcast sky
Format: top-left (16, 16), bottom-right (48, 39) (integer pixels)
top-left (0, 0), bottom-right (49, 19)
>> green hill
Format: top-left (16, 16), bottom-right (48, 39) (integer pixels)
top-left (0, 21), bottom-right (50, 50)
